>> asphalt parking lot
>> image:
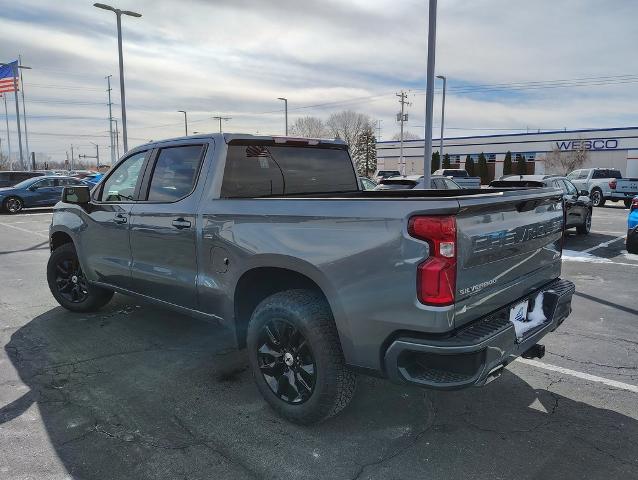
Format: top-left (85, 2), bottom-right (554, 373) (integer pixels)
top-left (1, 205), bottom-right (637, 479)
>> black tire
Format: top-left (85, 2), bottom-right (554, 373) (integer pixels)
top-left (3, 196), bottom-right (23, 214)
top-left (576, 209), bottom-right (592, 235)
top-left (628, 232), bottom-right (638, 255)
top-left (590, 189), bottom-right (605, 207)
top-left (247, 289), bottom-right (356, 425)
top-left (624, 199), bottom-right (633, 209)
top-left (47, 243), bottom-right (114, 312)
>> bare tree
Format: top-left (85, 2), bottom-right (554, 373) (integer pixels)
top-left (544, 141), bottom-right (589, 175)
top-left (326, 110), bottom-right (374, 170)
top-left (290, 116), bottom-right (327, 138)
top-left (391, 131), bottom-right (420, 141)
top-left (0, 151), bottom-right (10, 171)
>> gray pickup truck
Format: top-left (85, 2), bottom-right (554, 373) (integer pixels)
top-left (47, 134), bottom-right (574, 424)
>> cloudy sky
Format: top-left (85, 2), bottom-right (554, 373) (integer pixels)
top-left (2, 0), bottom-right (638, 164)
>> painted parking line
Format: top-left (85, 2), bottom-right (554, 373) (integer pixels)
top-left (581, 235), bottom-right (626, 254)
top-left (0, 221), bottom-right (48, 238)
top-left (517, 358), bottom-right (638, 394)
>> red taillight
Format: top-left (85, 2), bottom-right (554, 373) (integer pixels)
top-left (631, 198), bottom-right (638, 212)
top-left (609, 179), bottom-right (617, 189)
top-left (408, 216), bottom-right (457, 306)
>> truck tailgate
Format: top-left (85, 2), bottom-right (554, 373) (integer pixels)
top-left (617, 178), bottom-right (638, 194)
top-left (454, 189), bottom-right (563, 328)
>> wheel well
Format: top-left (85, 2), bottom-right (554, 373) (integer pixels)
top-left (591, 187), bottom-right (602, 192)
top-left (50, 231), bottom-right (73, 251)
top-left (234, 267), bottom-right (327, 348)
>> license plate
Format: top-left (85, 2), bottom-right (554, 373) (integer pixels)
top-left (509, 300), bottom-right (529, 324)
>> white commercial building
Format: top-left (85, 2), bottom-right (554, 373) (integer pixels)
top-left (376, 127), bottom-right (638, 181)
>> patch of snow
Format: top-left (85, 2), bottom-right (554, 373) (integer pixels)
top-left (510, 293), bottom-right (547, 340)
top-left (561, 250), bottom-right (613, 263)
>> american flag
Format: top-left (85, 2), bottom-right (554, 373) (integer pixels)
top-left (0, 61), bottom-right (19, 94)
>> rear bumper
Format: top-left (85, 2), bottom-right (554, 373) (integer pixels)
top-left (609, 192), bottom-right (638, 200)
top-left (383, 278), bottom-right (575, 390)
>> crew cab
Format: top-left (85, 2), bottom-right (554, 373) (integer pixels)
top-left (567, 168), bottom-right (638, 208)
top-left (48, 134), bottom-right (575, 424)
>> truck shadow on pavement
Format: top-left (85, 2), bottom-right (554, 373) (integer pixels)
top-left (4, 296), bottom-right (638, 479)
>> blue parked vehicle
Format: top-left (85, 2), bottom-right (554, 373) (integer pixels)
top-left (627, 196), bottom-right (638, 254)
top-left (0, 176), bottom-right (85, 214)
top-left (81, 172), bottom-right (104, 187)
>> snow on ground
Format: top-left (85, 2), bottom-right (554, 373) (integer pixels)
top-left (561, 250), bottom-right (613, 263)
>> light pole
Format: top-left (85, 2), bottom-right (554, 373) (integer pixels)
top-left (277, 97), bottom-right (288, 135)
top-left (436, 75), bottom-right (446, 159)
top-left (94, 3), bottom-right (142, 153)
top-left (106, 75), bottom-right (115, 165)
top-left (1, 61), bottom-right (24, 168)
top-left (422, 0), bottom-right (437, 187)
top-left (178, 110), bottom-right (188, 136)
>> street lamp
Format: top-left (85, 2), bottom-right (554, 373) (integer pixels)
top-left (422, 0), bottom-right (437, 187)
top-left (277, 97), bottom-right (288, 135)
top-left (178, 110), bottom-right (188, 136)
top-left (93, 3), bottom-right (142, 153)
top-left (436, 75), bottom-right (446, 159)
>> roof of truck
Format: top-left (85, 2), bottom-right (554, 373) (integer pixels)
top-left (135, 133), bottom-right (347, 150)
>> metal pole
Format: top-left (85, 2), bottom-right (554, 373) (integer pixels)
top-left (437, 75), bottom-right (446, 158)
top-left (3, 95), bottom-right (11, 169)
top-left (19, 56), bottom-right (30, 170)
top-left (116, 12), bottom-right (128, 152)
top-left (71, 145), bottom-right (74, 171)
top-left (399, 93), bottom-right (405, 176)
top-left (106, 75), bottom-right (115, 165)
top-left (422, 0), bottom-right (437, 187)
top-left (218, 117), bottom-right (222, 133)
top-left (11, 65), bottom-right (24, 169)
top-left (277, 98), bottom-right (288, 135)
top-left (96, 144), bottom-right (100, 169)
top-left (178, 110), bottom-right (188, 135)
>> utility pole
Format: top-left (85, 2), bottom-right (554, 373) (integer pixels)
top-left (18, 56), bottom-right (32, 170)
top-left (422, 0), bottom-right (438, 187)
top-left (375, 119), bottom-right (382, 141)
top-left (2, 95), bottom-right (11, 169)
top-left (212, 115), bottom-right (231, 133)
top-left (114, 119), bottom-right (120, 158)
top-left (106, 75), bottom-right (115, 165)
top-left (277, 97), bottom-right (288, 135)
top-left (70, 145), bottom-right (75, 171)
top-left (436, 75), bottom-right (446, 158)
top-left (396, 91), bottom-right (410, 176)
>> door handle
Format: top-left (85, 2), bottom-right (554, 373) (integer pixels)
top-left (114, 214), bottom-right (128, 224)
top-left (172, 218), bottom-right (191, 229)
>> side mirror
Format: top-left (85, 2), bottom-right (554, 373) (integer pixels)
top-left (62, 185), bottom-right (91, 205)
top-left (580, 190), bottom-right (589, 197)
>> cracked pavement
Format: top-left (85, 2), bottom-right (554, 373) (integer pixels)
top-left (0, 207), bottom-right (637, 479)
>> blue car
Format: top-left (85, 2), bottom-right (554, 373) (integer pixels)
top-left (628, 196), bottom-right (638, 254)
top-left (0, 176), bottom-right (85, 214)
top-left (81, 172), bottom-right (104, 187)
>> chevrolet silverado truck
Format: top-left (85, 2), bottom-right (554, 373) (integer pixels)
top-left (47, 134), bottom-right (575, 424)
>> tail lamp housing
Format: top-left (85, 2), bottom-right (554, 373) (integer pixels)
top-left (408, 216), bottom-right (457, 306)
top-left (609, 179), bottom-right (617, 189)
top-left (631, 197), bottom-right (638, 212)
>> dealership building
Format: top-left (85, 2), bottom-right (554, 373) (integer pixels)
top-left (375, 127), bottom-right (638, 181)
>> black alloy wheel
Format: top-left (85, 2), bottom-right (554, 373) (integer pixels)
top-left (4, 197), bottom-right (23, 214)
top-left (257, 319), bottom-right (316, 404)
top-left (54, 256), bottom-right (89, 304)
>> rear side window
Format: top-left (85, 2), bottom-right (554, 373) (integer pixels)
top-left (147, 145), bottom-right (204, 202)
top-left (33, 178), bottom-right (56, 188)
top-left (221, 144), bottom-right (358, 198)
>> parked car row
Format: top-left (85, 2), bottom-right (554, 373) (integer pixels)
top-left (0, 176), bottom-right (87, 213)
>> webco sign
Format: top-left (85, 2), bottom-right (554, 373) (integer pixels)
top-left (555, 139), bottom-right (619, 151)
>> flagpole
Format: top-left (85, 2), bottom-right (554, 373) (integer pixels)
top-left (11, 63), bottom-right (24, 169)
top-left (2, 95), bottom-right (11, 169)
top-left (19, 55), bottom-right (30, 170)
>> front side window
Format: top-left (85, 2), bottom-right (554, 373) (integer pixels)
top-left (100, 151), bottom-right (147, 202)
top-left (444, 178), bottom-right (461, 189)
top-left (147, 145), bottom-right (204, 202)
top-left (563, 180), bottom-right (578, 195)
top-left (566, 170), bottom-right (578, 180)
